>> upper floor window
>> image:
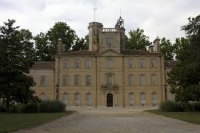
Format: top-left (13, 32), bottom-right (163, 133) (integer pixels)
top-left (63, 59), bottom-right (70, 69)
top-left (85, 75), bottom-right (91, 86)
top-left (107, 75), bottom-right (113, 88)
top-left (139, 59), bottom-right (145, 68)
top-left (63, 75), bottom-right (70, 86)
top-left (140, 74), bottom-right (145, 86)
top-left (128, 74), bottom-right (134, 86)
top-left (86, 59), bottom-right (92, 69)
top-left (151, 75), bottom-right (157, 85)
top-left (75, 59), bottom-right (80, 69)
top-left (151, 59), bottom-right (156, 67)
top-left (128, 59), bottom-right (133, 68)
top-left (74, 75), bottom-right (80, 85)
top-left (107, 59), bottom-right (112, 68)
top-left (40, 75), bottom-right (46, 87)
top-left (106, 38), bottom-right (113, 48)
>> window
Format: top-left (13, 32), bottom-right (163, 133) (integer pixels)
top-left (107, 59), bottom-right (112, 68)
top-left (63, 93), bottom-right (68, 105)
top-left (106, 38), bottom-right (113, 48)
top-left (129, 93), bottom-right (134, 106)
top-left (140, 93), bottom-right (145, 105)
top-left (74, 75), bottom-right (80, 85)
top-left (128, 74), bottom-right (134, 86)
top-left (40, 92), bottom-right (46, 101)
top-left (74, 93), bottom-right (80, 106)
top-left (86, 59), bottom-right (92, 69)
top-left (63, 75), bottom-right (70, 86)
top-left (86, 93), bottom-right (91, 106)
top-left (85, 75), bottom-right (91, 86)
top-left (75, 59), bottom-right (80, 69)
top-left (63, 59), bottom-right (69, 69)
top-left (152, 93), bottom-right (157, 105)
top-left (140, 75), bottom-right (145, 85)
top-left (128, 59), bottom-right (133, 68)
top-left (139, 59), bottom-right (145, 67)
top-left (151, 75), bottom-right (157, 85)
top-left (151, 59), bottom-right (156, 67)
top-left (107, 75), bottom-right (113, 88)
top-left (40, 75), bottom-right (46, 87)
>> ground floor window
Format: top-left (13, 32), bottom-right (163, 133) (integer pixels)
top-left (74, 93), bottom-right (80, 106)
top-left (140, 93), bottom-right (145, 106)
top-left (40, 92), bottom-right (46, 101)
top-left (128, 93), bottom-right (134, 106)
top-left (63, 93), bottom-right (68, 105)
top-left (86, 93), bottom-right (91, 106)
top-left (151, 93), bottom-right (157, 105)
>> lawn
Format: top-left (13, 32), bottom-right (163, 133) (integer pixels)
top-left (0, 111), bottom-right (75, 133)
top-left (147, 110), bottom-right (200, 125)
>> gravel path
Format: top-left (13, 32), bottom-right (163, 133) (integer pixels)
top-left (12, 107), bottom-right (200, 133)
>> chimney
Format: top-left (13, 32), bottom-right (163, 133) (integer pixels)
top-left (149, 45), bottom-right (154, 52)
top-left (153, 36), bottom-right (160, 53)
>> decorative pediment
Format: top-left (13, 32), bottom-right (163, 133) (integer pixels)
top-left (98, 49), bottom-right (122, 57)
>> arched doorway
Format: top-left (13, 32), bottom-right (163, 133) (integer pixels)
top-left (107, 93), bottom-right (113, 107)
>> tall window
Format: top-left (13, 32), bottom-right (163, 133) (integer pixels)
top-left (106, 38), bottom-right (113, 48)
top-left (129, 93), bottom-right (134, 106)
top-left (75, 59), bottom-right (80, 69)
top-left (128, 74), bottom-right (134, 86)
top-left (86, 93), bottom-right (91, 106)
top-left (140, 74), bottom-right (145, 85)
top-left (63, 75), bottom-right (70, 86)
top-left (152, 93), bottom-right (157, 105)
top-left (74, 93), bottom-right (80, 106)
top-left (85, 75), bottom-right (91, 86)
top-left (140, 93), bottom-right (145, 105)
top-left (63, 59), bottom-right (69, 69)
top-left (63, 93), bottom-right (68, 105)
top-left (151, 59), bottom-right (156, 67)
top-left (128, 59), bottom-right (133, 68)
top-left (40, 92), bottom-right (46, 101)
top-left (107, 75), bottom-right (113, 88)
top-left (151, 75), bottom-right (157, 85)
top-left (139, 59), bottom-right (145, 67)
top-left (40, 75), bottom-right (46, 87)
top-left (74, 75), bottom-right (80, 85)
top-left (107, 59), bottom-right (112, 68)
top-left (86, 59), bottom-right (91, 69)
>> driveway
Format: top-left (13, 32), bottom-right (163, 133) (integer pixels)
top-left (13, 106), bottom-right (200, 133)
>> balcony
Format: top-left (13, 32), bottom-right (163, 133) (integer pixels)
top-left (101, 84), bottom-right (119, 90)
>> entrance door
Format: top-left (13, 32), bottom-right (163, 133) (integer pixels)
top-left (107, 93), bottom-right (113, 107)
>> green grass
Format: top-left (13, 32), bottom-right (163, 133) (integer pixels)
top-left (147, 110), bottom-right (200, 125)
top-left (0, 111), bottom-right (75, 133)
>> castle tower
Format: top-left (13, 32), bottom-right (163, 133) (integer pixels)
top-left (88, 22), bottom-right (103, 51)
top-left (115, 16), bottom-right (125, 52)
top-left (153, 36), bottom-right (160, 53)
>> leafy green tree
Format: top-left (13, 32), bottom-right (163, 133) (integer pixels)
top-left (173, 37), bottom-right (189, 60)
top-left (168, 14), bottom-right (200, 102)
top-left (0, 19), bottom-right (35, 110)
top-left (125, 28), bottom-right (151, 51)
top-left (72, 35), bottom-right (89, 51)
top-left (160, 37), bottom-right (175, 60)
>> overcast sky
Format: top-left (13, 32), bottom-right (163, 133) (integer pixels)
top-left (0, 0), bottom-right (200, 43)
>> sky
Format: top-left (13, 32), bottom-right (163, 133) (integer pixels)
top-left (0, 0), bottom-right (200, 43)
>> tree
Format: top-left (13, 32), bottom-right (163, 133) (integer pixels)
top-left (125, 28), bottom-right (151, 51)
top-left (173, 37), bottom-right (189, 60)
top-left (0, 19), bottom-right (35, 110)
top-left (168, 15), bottom-right (200, 102)
top-left (72, 35), bottom-right (89, 51)
top-left (160, 37), bottom-right (175, 60)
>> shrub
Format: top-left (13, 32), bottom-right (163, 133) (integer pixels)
top-left (0, 102), bottom-right (6, 112)
top-left (39, 100), bottom-right (66, 113)
top-left (22, 102), bottom-right (39, 113)
top-left (159, 100), bottom-right (184, 112)
top-left (190, 102), bottom-right (200, 111)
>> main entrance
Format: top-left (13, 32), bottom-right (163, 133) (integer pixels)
top-left (107, 93), bottom-right (113, 107)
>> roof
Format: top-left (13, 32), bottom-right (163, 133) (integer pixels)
top-left (61, 50), bottom-right (97, 55)
top-left (165, 60), bottom-right (178, 68)
top-left (31, 61), bottom-right (55, 70)
top-left (121, 50), bottom-right (163, 56)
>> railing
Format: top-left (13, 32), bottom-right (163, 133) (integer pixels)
top-left (101, 84), bottom-right (119, 90)
top-left (102, 28), bottom-right (117, 32)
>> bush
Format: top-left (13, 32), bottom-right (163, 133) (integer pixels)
top-left (0, 102), bottom-right (6, 112)
top-left (39, 100), bottom-right (66, 113)
top-left (190, 102), bottom-right (200, 111)
top-left (22, 102), bottom-right (39, 113)
top-left (159, 100), bottom-right (184, 112)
